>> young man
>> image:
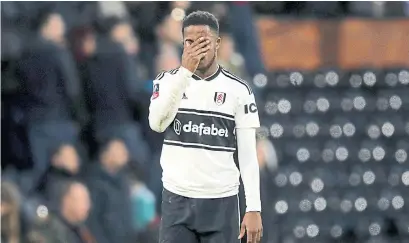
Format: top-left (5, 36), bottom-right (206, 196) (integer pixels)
top-left (149, 11), bottom-right (263, 243)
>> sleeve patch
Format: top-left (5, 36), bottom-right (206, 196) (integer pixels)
top-left (152, 83), bottom-right (160, 99)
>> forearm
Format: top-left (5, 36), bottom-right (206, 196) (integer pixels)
top-left (237, 128), bottom-right (261, 212)
top-left (148, 67), bottom-right (192, 132)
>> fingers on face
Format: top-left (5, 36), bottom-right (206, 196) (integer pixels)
top-left (187, 37), bottom-right (210, 52)
top-left (191, 37), bottom-right (204, 47)
top-left (193, 41), bottom-right (210, 55)
top-left (193, 45), bottom-right (210, 56)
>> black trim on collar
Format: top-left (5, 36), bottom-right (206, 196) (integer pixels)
top-left (191, 65), bottom-right (222, 81)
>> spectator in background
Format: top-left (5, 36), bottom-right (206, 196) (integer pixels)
top-left (156, 13), bottom-right (183, 46)
top-left (109, 19), bottom-right (139, 55)
top-left (109, 17), bottom-right (150, 91)
top-left (155, 43), bottom-right (181, 75)
top-left (217, 31), bottom-right (248, 78)
top-left (125, 2), bottom-right (161, 78)
top-left (35, 9), bottom-right (65, 45)
top-left (1, 181), bottom-right (22, 243)
top-left (34, 144), bottom-right (81, 204)
top-left (227, 2), bottom-right (266, 78)
top-left (69, 26), bottom-right (97, 63)
top-left (84, 139), bottom-right (133, 243)
top-left (67, 26), bottom-right (96, 151)
top-left (27, 181), bottom-right (94, 243)
top-left (82, 17), bottom-right (150, 168)
top-left (155, 13), bottom-right (183, 60)
top-left (16, 9), bottom-right (84, 187)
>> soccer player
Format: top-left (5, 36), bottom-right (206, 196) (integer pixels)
top-left (149, 11), bottom-right (263, 243)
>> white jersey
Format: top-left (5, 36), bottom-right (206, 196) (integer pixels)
top-left (150, 66), bottom-right (260, 199)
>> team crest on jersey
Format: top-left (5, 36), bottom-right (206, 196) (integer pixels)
top-left (214, 92), bottom-right (226, 106)
top-left (152, 83), bottom-right (159, 100)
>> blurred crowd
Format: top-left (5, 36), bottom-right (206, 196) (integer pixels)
top-left (1, 2), bottom-right (267, 243)
top-left (1, 1), bottom-right (408, 243)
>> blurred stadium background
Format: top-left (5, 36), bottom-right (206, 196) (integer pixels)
top-left (1, 1), bottom-right (409, 243)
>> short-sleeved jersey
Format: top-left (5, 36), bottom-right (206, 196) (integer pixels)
top-left (151, 66), bottom-right (260, 198)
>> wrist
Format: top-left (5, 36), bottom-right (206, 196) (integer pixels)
top-left (245, 211), bottom-right (261, 216)
top-left (179, 66), bottom-right (194, 78)
top-left (246, 208), bottom-right (261, 213)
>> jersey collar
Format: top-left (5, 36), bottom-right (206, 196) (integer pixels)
top-left (191, 65), bottom-right (222, 81)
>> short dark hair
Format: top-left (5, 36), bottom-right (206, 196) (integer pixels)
top-left (182, 11), bottom-right (219, 35)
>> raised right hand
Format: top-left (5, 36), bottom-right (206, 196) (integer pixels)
top-left (181, 37), bottom-right (210, 73)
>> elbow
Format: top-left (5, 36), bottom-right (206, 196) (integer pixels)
top-left (151, 124), bottom-right (166, 133)
top-left (149, 115), bottom-right (166, 133)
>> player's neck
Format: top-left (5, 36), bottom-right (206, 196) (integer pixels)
top-left (195, 62), bottom-right (219, 80)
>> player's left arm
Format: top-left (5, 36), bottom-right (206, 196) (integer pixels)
top-left (235, 91), bottom-right (261, 212)
top-left (235, 91), bottom-right (263, 242)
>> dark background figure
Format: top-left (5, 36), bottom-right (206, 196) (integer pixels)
top-left (226, 2), bottom-right (266, 87)
top-left (83, 139), bottom-right (133, 243)
top-left (81, 17), bottom-right (150, 169)
top-left (15, 9), bottom-right (84, 190)
top-left (68, 26), bottom-right (97, 64)
top-left (33, 144), bottom-right (81, 205)
top-left (27, 181), bottom-right (94, 243)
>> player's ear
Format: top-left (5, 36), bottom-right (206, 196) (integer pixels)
top-left (215, 36), bottom-right (221, 50)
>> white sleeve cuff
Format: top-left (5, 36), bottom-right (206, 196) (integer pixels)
top-left (179, 66), bottom-right (194, 78)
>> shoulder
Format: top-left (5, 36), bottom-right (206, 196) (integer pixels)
top-left (155, 67), bottom-right (180, 81)
top-left (220, 67), bottom-right (253, 95)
